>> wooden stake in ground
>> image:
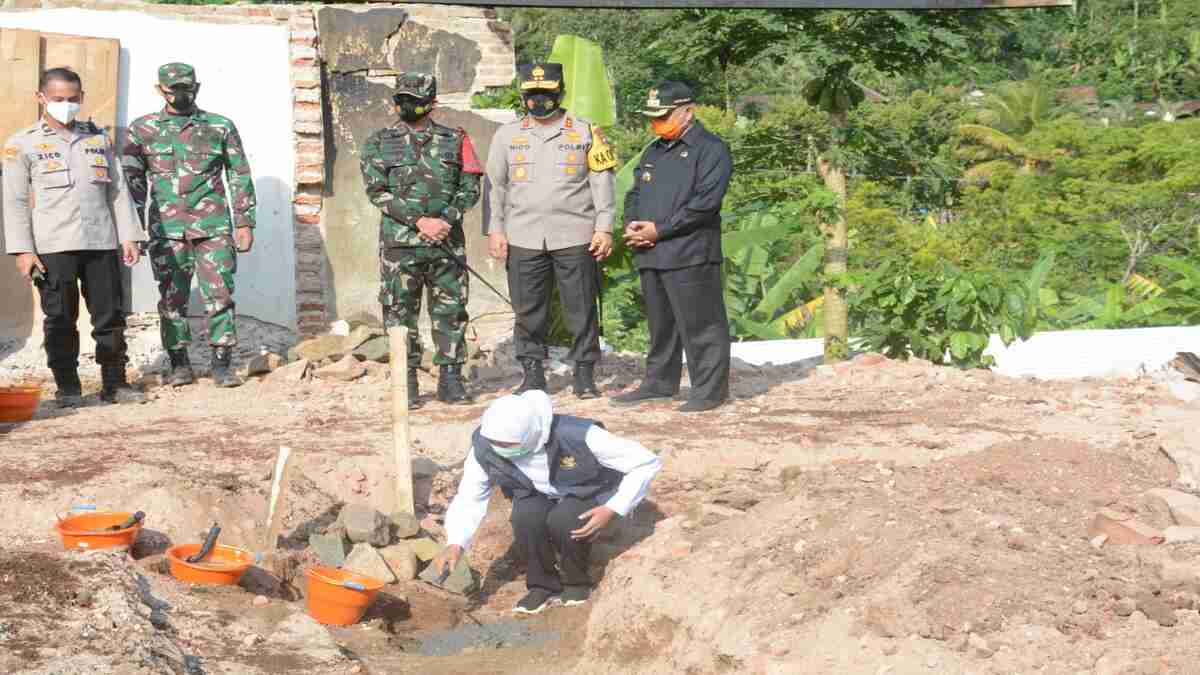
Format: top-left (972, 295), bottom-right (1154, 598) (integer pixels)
top-left (388, 326), bottom-right (415, 517)
top-left (262, 445), bottom-right (296, 552)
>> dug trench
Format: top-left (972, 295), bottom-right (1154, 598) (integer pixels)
top-left (1, 349), bottom-right (1199, 674)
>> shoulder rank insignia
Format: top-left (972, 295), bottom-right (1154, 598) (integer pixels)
top-left (559, 455), bottom-right (577, 470)
top-left (2, 146), bottom-right (17, 161)
top-left (563, 117), bottom-right (573, 129)
top-left (587, 126), bottom-right (618, 172)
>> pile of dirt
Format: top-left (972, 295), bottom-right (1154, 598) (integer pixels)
top-left (0, 548), bottom-right (370, 675)
top-left (575, 356), bottom-right (1200, 675)
top-left (0, 549), bottom-right (195, 674)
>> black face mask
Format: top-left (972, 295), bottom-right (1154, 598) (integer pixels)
top-left (397, 97), bottom-right (433, 123)
top-left (169, 90), bottom-right (196, 111)
top-left (523, 93), bottom-right (561, 119)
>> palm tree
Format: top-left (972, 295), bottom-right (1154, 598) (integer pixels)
top-left (956, 78), bottom-right (1062, 184)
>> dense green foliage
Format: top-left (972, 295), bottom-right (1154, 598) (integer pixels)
top-left (156, 0), bottom-right (1200, 367)
top-left (483, 3), bottom-right (1200, 367)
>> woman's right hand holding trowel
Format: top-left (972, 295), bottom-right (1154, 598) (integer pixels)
top-left (434, 544), bottom-right (463, 579)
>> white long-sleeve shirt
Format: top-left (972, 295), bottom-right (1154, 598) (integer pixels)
top-left (444, 425), bottom-right (663, 550)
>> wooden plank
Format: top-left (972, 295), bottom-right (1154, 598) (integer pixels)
top-left (389, 326), bottom-right (415, 517)
top-left (412, 0), bottom-right (1070, 7)
top-left (0, 29), bottom-right (41, 148)
top-left (262, 446), bottom-right (297, 552)
top-left (41, 32), bottom-right (120, 139)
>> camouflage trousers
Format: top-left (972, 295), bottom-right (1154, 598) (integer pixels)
top-left (380, 245), bottom-right (469, 367)
top-left (149, 235), bottom-right (237, 351)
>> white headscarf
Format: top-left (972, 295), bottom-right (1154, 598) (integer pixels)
top-left (479, 390), bottom-right (554, 457)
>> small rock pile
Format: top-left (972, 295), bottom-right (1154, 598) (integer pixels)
top-left (309, 497), bottom-right (478, 595)
top-left (237, 321), bottom-right (397, 386)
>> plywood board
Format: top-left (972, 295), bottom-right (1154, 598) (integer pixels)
top-left (0, 29), bottom-right (40, 149)
top-left (42, 31), bottom-right (120, 136)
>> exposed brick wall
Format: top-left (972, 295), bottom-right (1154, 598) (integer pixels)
top-left (288, 8), bottom-right (328, 337)
top-left (1, 0), bottom-right (516, 337)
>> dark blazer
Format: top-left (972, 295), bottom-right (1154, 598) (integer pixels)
top-left (623, 121), bottom-right (733, 270)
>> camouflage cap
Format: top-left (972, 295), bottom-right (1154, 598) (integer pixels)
top-left (158, 63), bottom-right (197, 89)
top-left (395, 72), bottom-right (436, 99)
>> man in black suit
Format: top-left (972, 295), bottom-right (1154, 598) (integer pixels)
top-left (611, 81), bottom-right (733, 413)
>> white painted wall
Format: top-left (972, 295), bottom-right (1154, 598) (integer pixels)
top-left (0, 8), bottom-right (296, 330)
top-left (727, 326), bottom-right (1200, 380)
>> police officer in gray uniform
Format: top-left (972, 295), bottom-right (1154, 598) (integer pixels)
top-left (2, 67), bottom-right (146, 406)
top-left (486, 63), bottom-right (618, 398)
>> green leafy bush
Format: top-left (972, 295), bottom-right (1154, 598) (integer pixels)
top-left (848, 254), bottom-right (1051, 368)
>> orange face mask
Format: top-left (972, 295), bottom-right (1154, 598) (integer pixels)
top-left (651, 112), bottom-right (688, 140)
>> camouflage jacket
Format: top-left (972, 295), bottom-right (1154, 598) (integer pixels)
top-left (360, 119), bottom-right (482, 249)
top-left (121, 108), bottom-right (256, 240)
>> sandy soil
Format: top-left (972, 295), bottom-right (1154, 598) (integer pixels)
top-left (2, 326), bottom-right (1199, 674)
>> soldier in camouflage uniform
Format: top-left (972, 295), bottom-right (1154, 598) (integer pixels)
top-left (360, 73), bottom-right (483, 406)
top-left (121, 63), bottom-right (256, 388)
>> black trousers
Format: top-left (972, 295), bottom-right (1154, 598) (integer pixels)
top-left (34, 250), bottom-right (128, 371)
top-left (507, 243), bottom-right (601, 364)
top-left (510, 493), bottom-right (596, 593)
top-left (639, 262), bottom-right (731, 403)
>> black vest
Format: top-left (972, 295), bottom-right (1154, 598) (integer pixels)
top-left (472, 415), bottom-right (623, 504)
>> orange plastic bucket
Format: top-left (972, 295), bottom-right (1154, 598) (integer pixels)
top-left (0, 385), bottom-right (41, 423)
top-left (304, 565), bottom-right (385, 625)
top-left (166, 543), bottom-right (256, 585)
top-left (55, 511), bottom-right (143, 551)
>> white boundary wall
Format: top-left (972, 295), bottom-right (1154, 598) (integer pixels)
top-left (729, 326), bottom-right (1200, 380)
top-left (0, 8), bottom-right (297, 329)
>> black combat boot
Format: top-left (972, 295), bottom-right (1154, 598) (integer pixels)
top-left (52, 368), bottom-right (83, 408)
top-left (573, 362), bottom-right (600, 399)
top-left (437, 364), bottom-right (471, 404)
top-left (166, 350), bottom-right (194, 387)
top-left (515, 358), bottom-right (546, 394)
top-left (211, 346), bottom-right (243, 388)
top-left (407, 367), bottom-right (423, 409)
top-left (100, 364), bottom-right (146, 404)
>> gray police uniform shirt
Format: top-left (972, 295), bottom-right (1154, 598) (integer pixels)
top-left (486, 113), bottom-right (616, 251)
top-left (2, 119), bottom-right (144, 255)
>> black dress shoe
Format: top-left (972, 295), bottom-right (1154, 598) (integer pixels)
top-left (610, 387), bottom-right (673, 407)
top-left (678, 398), bottom-right (725, 413)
